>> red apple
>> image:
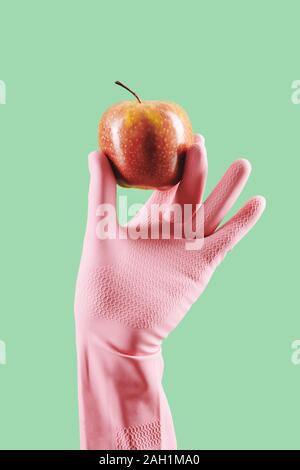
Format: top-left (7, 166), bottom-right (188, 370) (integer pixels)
top-left (98, 81), bottom-right (193, 190)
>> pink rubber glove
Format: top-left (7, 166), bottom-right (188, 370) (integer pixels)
top-left (74, 135), bottom-right (265, 450)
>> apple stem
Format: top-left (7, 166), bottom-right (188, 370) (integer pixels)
top-left (115, 81), bottom-right (142, 103)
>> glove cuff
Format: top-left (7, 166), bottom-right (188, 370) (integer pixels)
top-left (76, 335), bottom-right (176, 450)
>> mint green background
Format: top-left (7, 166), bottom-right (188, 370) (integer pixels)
top-left (0, 0), bottom-right (299, 450)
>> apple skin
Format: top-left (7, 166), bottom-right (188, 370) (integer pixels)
top-left (98, 100), bottom-right (193, 190)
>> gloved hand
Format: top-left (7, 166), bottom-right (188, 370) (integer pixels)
top-left (74, 135), bottom-right (265, 450)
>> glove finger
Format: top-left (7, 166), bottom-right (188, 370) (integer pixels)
top-left (204, 196), bottom-right (266, 267)
top-left (172, 134), bottom-right (208, 218)
top-left (203, 159), bottom-right (251, 236)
